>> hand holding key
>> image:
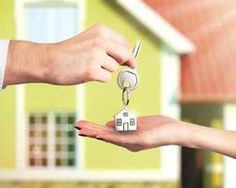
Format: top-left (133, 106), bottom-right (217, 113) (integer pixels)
top-left (117, 41), bottom-right (141, 92)
top-left (4, 24), bottom-right (137, 88)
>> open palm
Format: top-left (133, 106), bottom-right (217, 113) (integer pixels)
top-left (75, 115), bottom-right (181, 152)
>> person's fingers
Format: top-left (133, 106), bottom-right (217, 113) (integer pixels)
top-left (106, 120), bottom-right (114, 128)
top-left (89, 25), bottom-right (137, 68)
top-left (75, 121), bottom-right (98, 137)
top-left (105, 41), bottom-right (133, 66)
top-left (76, 120), bottom-right (103, 131)
top-left (76, 120), bottom-right (144, 151)
top-left (105, 40), bottom-right (137, 68)
top-left (91, 24), bottom-right (130, 47)
top-left (125, 56), bottom-right (137, 68)
top-left (96, 133), bottom-right (125, 145)
top-left (75, 120), bottom-right (91, 129)
top-left (94, 68), bottom-right (111, 83)
top-left (101, 55), bottom-right (119, 72)
top-left (76, 120), bottom-right (114, 137)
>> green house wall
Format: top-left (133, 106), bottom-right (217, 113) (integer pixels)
top-left (0, 0), bottom-right (16, 169)
top-left (0, 0), bottom-right (162, 172)
top-left (85, 0), bottom-right (162, 170)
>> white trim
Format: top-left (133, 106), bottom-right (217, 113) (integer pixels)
top-left (159, 47), bottom-right (181, 181)
top-left (117, 0), bottom-right (196, 54)
top-left (47, 112), bottom-right (56, 168)
top-left (223, 104), bottom-right (236, 188)
top-left (15, 0), bottom-right (26, 40)
top-left (16, 85), bottom-right (26, 170)
top-left (75, 0), bottom-right (86, 171)
top-left (0, 170), bottom-right (178, 181)
top-left (15, 0), bottom-right (26, 171)
top-left (76, 84), bottom-right (85, 170)
top-left (24, 0), bottom-right (83, 4)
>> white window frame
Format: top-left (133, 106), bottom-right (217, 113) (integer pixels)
top-left (223, 104), bottom-right (236, 188)
top-left (26, 112), bottom-right (78, 170)
top-left (160, 46), bottom-right (181, 182)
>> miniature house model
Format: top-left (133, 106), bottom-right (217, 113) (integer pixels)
top-left (114, 108), bottom-right (137, 131)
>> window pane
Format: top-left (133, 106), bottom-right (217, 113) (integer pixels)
top-left (28, 112), bottom-right (77, 168)
top-left (26, 6), bottom-right (78, 43)
top-left (28, 113), bottom-right (48, 167)
top-left (55, 113), bottom-right (76, 167)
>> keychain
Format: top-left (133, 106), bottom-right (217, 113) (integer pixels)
top-left (114, 41), bottom-right (141, 131)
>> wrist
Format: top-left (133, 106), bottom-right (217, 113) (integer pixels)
top-left (4, 40), bottom-right (51, 87)
top-left (176, 121), bottom-right (203, 149)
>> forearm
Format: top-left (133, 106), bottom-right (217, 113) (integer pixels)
top-left (3, 40), bottom-right (51, 87)
top-left (179, 122), bottom-right (236, 158)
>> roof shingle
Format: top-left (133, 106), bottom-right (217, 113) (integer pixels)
top-left (144, 0), bottom-right (236, 102)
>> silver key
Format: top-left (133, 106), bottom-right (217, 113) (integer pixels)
top-left (117, 68), bottom-right (139, 92)
top-left (117, 41), bottom-right (141, 92)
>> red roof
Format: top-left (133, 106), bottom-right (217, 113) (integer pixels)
top-left (144, 0), bottom-right (236, 102)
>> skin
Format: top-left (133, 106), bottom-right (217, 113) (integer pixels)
top-left (75, 115), bottom-right (236, 158)
top-left (3, 24), bottom-right (136, 88)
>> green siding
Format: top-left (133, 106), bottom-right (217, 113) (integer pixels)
top-left (85, 0), bottom-right (161, 170)
top-left (0, 0), bottom-right (163, 173)
top-left (25, 84), bottom-right (76, 111)
top-left (0, 0), bottom-right (15, 39)
top-left (0, 0), bottom-right (16, 169)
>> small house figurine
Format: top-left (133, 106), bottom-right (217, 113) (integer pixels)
top-left (114, 108), bottom-right (137, 131)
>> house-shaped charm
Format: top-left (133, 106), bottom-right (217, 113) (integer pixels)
top-left (114, 108), bottom-right (137, 131)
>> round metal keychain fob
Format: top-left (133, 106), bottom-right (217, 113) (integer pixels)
top-left (117, 41), bottom-right (141, 92)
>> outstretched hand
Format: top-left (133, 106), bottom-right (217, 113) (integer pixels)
top-left (75, 115), bottom-right (182, 152)
top-left (4, 24), bottom-right (136, 87)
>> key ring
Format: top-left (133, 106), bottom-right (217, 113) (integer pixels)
top-left (122, 87), bottom-right (130, 106)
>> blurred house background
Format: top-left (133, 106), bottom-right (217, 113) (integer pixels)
top-left (0, 0), bottom-right (235, 188)
top-left (144, 1), bottom-right (236, 187)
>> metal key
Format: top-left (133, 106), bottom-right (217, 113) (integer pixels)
top-left (117, 41), bottom-right (141, 92)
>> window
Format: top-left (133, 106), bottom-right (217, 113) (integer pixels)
top-left (26, 6), bottom-right (78, 43)
top-left (130, 118), bottom-right (135, 126)
top-left (25, 4), bottom-right (78, 43)
top-left (123, 112), bottom-right (128, 117)
top-left (54, 113), bottom-right (76, 167)
top-left (24, 1), bottom-right (80, 170)
top-left (117, 118), bottom-right (122, 126)
top-left (12, 0), bottom-right (85, 179)
top-left (28, 113), bottom-right (48, 167)
top-left (28, 112), bottom-right (76, 168)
